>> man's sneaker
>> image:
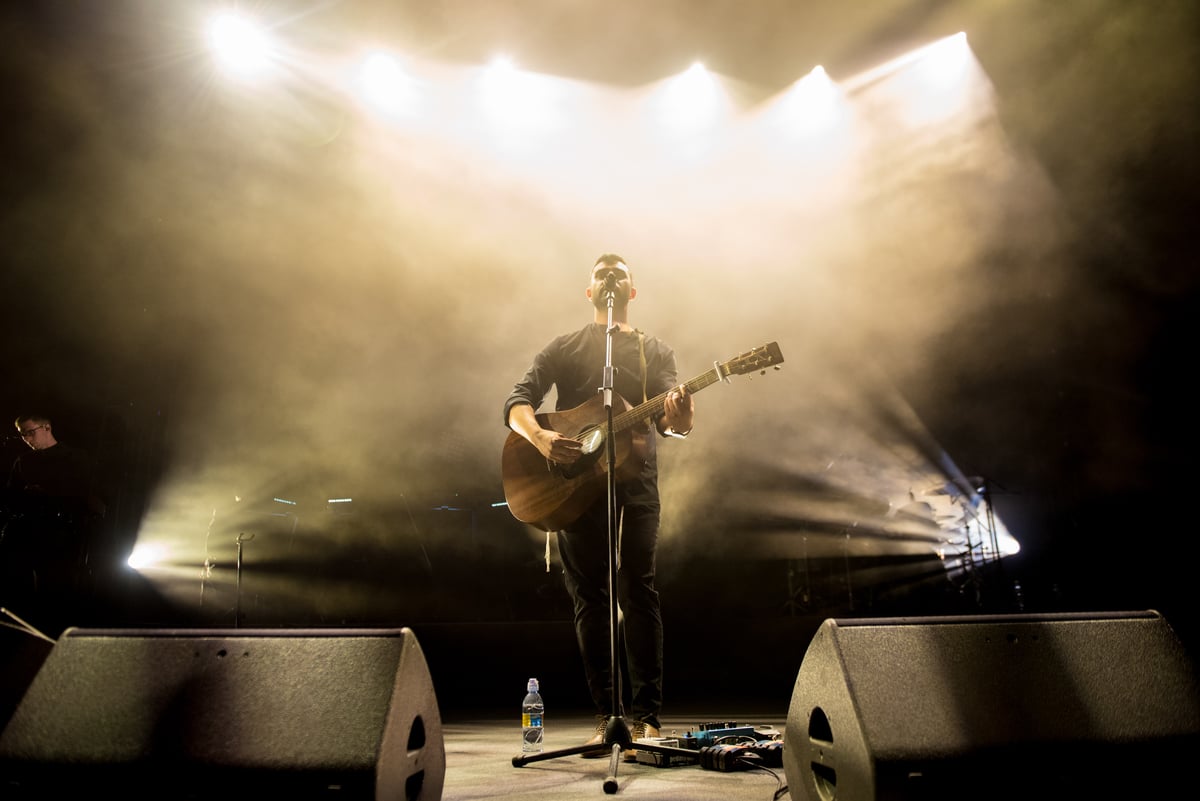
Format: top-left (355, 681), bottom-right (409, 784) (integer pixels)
top-left (624, 720), bottom-right (661, 762)
top-left (581, 715), bottom-right (609, 758)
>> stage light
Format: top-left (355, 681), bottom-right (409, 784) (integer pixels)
top-left (778, 65), bottom-right (845, 137)
top-left (913, 32), bottom-right (971, 85)
top-left (656, 62), bottom-right (726, 132)
top-left (842, 32), bottom-right (972, 94)
top-left (477, 53), bottom-right (538, 111)
top-left (357, 51), bottom-right (421, 119)
top-left (834, 31), bottom-right (981, 130)
top-left (206, 11), bottom-right (276, 80)
top-left (474, 55), bottom-right (571, 141)
top-left (478, 54), bottom-right (528, 118)
top-left (127, 541), bottom-right (169, 570)
top-left (902, 31), bottom-right (974, 109)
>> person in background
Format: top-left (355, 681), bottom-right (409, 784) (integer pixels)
top-left (3, 413), bottom-right (105, 635)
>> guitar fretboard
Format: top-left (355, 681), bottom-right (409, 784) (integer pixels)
top-left (610, 366), bottom-right (724, 434)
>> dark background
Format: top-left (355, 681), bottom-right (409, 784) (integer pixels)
top-left (2, 0), bottom-right (1198, 713)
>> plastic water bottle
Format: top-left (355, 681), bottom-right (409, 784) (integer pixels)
top-left (522, 677), bottom-right (544, 753)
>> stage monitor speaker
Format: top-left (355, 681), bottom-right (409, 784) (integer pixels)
top-left (0, 626), bottom-right (444, 800)
top-left (0, 623), bottom-right (54, 732)
top-left (784, 610), bottom-right (1200, 801)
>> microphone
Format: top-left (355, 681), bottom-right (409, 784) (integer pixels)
top-left (603, 272), bottom-right (618, 298)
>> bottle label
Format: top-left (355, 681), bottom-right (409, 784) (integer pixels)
top-left (523, 713), bottom-right (542, 727)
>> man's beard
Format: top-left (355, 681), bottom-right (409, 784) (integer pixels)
top-left (592, 291), bottom-right (629, 313)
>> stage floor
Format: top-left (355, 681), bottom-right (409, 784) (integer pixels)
top-left (442, 712), bottom-right (790, 801)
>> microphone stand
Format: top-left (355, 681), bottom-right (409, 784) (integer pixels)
top-left (0, 606), bottom-right (55, 644)
top-left (512, 278), bottom-right (698, 793)
top-left (234, 532), bottom-right (255, 628)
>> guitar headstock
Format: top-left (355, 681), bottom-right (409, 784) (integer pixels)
top-left (720, 341), bottom-right (784, 377)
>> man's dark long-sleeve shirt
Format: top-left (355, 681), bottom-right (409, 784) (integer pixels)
top-left (504, 322), bottom-right (679, 507)
top-left (6, 443), bottom-right (97, 517)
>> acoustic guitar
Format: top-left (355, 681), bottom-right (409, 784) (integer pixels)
top-left (501, 341), bottom-right (784, 531)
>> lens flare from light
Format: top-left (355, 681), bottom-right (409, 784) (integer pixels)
top-left (206, 11), bottom-right (274, 80)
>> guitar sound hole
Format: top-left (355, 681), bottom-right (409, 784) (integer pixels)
top-left (578, 427), bottom-right (604, 456)
top-left (557, 430), bottom-right (604, 480)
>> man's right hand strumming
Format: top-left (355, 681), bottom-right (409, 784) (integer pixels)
top-left (508, 403), bottom-right (582, 464)
top-left (536, 429), bottom-right (582, 464)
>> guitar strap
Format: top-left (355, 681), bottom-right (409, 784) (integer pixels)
top-left (637, 330), bottom-right (648, 404)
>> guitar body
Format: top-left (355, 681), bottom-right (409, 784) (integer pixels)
top-left (501, 393), bottom-right (650, 532)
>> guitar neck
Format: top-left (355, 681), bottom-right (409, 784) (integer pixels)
top-left (611, 367), bottom-right (723, 434)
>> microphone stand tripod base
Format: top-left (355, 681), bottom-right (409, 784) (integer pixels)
top-left (510, 715), bottom-right (630, 768)
top-left (512, 713), bottom-right (701, 794)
